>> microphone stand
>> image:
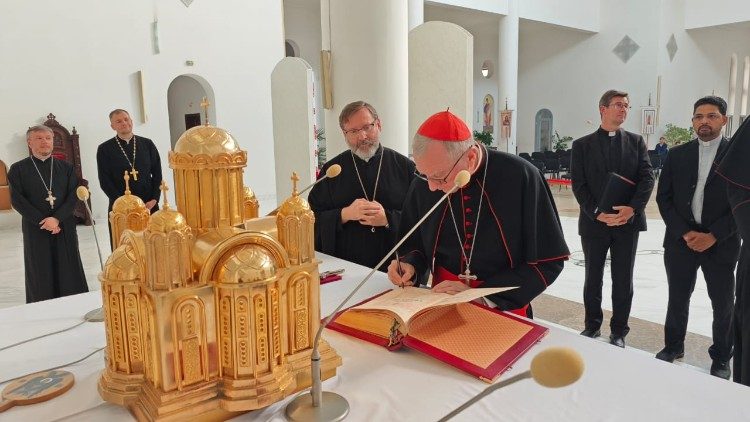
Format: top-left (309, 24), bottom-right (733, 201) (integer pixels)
top-left (267, 165), bottom-right (342, 216)
top-left (285, 171), bottom-right (470, 422)
top-left (437, 372), bottom-right (532, 421)
top-left (77, 187), bottom-right (106, 322)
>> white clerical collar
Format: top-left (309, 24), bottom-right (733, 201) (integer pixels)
top-left (698, 134), bottom-right (721, 147)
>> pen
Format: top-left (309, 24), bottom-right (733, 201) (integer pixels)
top-left (395, 252), bottom-right (406, 288)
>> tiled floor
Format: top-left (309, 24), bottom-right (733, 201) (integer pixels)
top-left (0, 182), bottom-right (723, 376)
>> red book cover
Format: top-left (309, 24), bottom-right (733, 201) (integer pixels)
top-left (326, 290), bottom-right (548, 382)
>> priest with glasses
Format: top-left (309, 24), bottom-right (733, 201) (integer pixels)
top-left (387, 110), bottom-right (569, 317)
top-left (309, 101), bottom-right (415, 271)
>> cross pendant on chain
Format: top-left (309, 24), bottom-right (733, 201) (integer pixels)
top-left (130, 168), bottom-right (139, 181)
top-left (45, 190), bottom-right (56, 208)
top-left (458, 268), bottom-right (477, 283)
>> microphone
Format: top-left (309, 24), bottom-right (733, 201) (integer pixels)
top-left (285, 169), bottom-right (472, 421)
top-left (76, 186), bottom-right (106, 323)
top-left (437, 347), bottom-right (585, 421)
top-left (267, 164), bottom-right (342, 216)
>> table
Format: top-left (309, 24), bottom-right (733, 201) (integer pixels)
top-left (1, 253), bottom-right (748, 421)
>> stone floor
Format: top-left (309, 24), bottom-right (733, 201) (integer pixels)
top-left (0, 180), bottom-right (722, 376)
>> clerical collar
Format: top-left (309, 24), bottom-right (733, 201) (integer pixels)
top-left (32, 154), bottom-right (52, 162)
top-left (698, 134), bottom-right (721, 147)
top-left (116, 135), bottom-right (134, 144)
top-left (597, 127), bottom-right (618, 138)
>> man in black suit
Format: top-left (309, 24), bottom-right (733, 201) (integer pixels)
top-left (571, 89), bottom-right (654, 348)
top-left (655, 96), bottom-right (738, 379)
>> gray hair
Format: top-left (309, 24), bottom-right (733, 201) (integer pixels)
top-left (26, 125), bottom-right (54, 140)
top-left (412, 133), bottom-right (474, 160)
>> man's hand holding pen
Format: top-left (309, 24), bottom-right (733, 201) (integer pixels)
top-left (387, 258), bottom-right (415, 288)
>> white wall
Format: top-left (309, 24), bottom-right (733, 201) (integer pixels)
top-left (167, 76), bottom-right (208, 148)
top-left (659, 0), bottom-right (750, 137)
top-left (685, 0), bottom-right (750, 29)
top-left (518, 0), bottom-right (661, 152)
top-left (429, 0), bottom-right (508, 15)
top-left (0, 0), bottom-right (284, 220)
top-left (518, 0), bottom-right (599, 33)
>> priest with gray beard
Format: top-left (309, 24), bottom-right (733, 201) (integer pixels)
top-left (308, 101), bottom-right (415, 271)
top-left (7, 125), bottom-right (88, 303)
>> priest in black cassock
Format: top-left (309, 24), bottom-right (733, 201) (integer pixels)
top-left (716, 116), bottom-right (750, 386)
top-left (387, 110), bottom-right (569, 318)
top-left (96, 109), bottom-right (162, 249)
top-left (308, 101), bottom-right (415, 271)
top-left (8, 125), bottom-right (88, 303)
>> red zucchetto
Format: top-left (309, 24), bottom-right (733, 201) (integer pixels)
top-left (416, 109), bottom-right (472, 142)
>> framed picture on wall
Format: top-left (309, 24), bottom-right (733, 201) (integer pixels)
top-left (500, 109), bottom-right (512, 140)
top-left (641, 107), bottom-right (657, 135)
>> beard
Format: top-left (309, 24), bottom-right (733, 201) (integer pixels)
top-left (351, 139), bottom-right (380, 162)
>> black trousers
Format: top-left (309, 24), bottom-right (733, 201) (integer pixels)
top-left (581, 229), bottom-right (639, 337)
top-left (663, 241), bottom-right (736, 361)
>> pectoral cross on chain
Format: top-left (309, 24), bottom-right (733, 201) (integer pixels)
top-left (45, 190), bottom-right (56, 208)
top-left (458, 268), bottom-right (477, 284)
top-left (130, 168), bottom-right (139, 181)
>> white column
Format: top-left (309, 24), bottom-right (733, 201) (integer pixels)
top-left (408, 0), bottom-right (424, 31)
top-left (409, 22), bottom-right (473, 148)
top-left (498, 0), bottom-right (519, 154)
top-left (271, 58), bottom-right (317, 205)
top-left (323, 0), bottom-right (409, 157)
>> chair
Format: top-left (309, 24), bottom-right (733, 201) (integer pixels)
top-left (530, 159), bottom-right (546, 175)
top-left (519, 152), bottom-right (532, 162)
top-left (31, 114), bottom-right (91, 224)
top-left (0, 160), bottom-right (9, 210)
top-left (531, 151), bottom-right (545, 161)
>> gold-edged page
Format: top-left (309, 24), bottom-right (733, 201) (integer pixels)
top-left (335, 309), bottom-right (399, 338)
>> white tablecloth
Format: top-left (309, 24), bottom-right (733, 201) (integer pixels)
top-left (1, 253), bottom-right (748, 421)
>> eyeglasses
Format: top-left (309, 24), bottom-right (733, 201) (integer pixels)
top-left (692, 113), bottom-right (723, 121)
top-left (414, 145), bottom-right (473, 185)
top-left (607, 102), bottom-right (631, 110)
top-left (343, 121), bottom-right (377, 137)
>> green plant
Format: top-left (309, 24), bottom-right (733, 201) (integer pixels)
top-left (663, 123), bottom-right (694, 146)
top-left (473, 130), bottom-right (493, 147)
top-left (315, 128), bottom-right (327, 167)
top-left (552, 131), bottom-right (573, 152)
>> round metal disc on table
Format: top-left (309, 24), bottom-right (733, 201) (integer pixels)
top-left (0, 370), bottom-right (75, 412)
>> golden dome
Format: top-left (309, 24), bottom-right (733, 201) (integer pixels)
top-left (112, 193), bottom-right (146, 214)
top-left (244, 186), bottom-right (256, 200)
top-left (102, 238), bottom-right (141, 281)
top-left (148, 205), bottom-right (187, 233)
top-left (173, 124), bottom-right (240, 155)
top-left (277, 195), bottom-right (311, 217)
top-left (215, 244), bottom-right (277, 284)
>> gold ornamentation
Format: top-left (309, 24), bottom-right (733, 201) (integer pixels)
top-left (98, 120), bottom-right (340, 420)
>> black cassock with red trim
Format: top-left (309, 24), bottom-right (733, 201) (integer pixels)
top-left (399, 145), bottom-right (570, 316)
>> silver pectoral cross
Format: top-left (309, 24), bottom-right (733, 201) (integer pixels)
top-left (45, 190), bottom-right (56, 208)
top-left (458, 268), bottom-right (477, 284)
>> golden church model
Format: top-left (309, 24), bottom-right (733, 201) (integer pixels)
top-left (97, 120), bottom-right (341, 421)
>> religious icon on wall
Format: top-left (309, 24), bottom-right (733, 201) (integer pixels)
top-left (642, 107), bottom-right (656, 135)
top-left (500, 109), bottom-right (513, 140)
top-left (483, 94), bottom-right (494, 133)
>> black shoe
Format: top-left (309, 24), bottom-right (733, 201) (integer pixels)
top-left (580, 328), bottom-right (601, 338)
top-left (710, 360), bottom-right (731, 380)
top-left (655, 347), bottom-right (685, 363)
top-left (609, 334), bottom-right (625, 348)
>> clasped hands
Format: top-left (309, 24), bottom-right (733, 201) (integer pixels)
top-left (596, 205), bottom-right (634, 227)
top-left (386, 260), bottom-right (470, 294)
top-left (683, 230), bottom-right (716, 253)
top-left (39, 216), bottom-right (61, 235)
top-left (341, 198), bottom-right (388, 227)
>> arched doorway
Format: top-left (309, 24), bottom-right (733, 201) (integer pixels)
top-left (167, 75), bottom-right (216, 148)
top-left (535, 109), bottom-right (553, 152)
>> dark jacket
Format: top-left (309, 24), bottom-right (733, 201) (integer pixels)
top-left (571, 128), bottom-right (655, 236)
top-left (656, 138), bottom-right (739, 257)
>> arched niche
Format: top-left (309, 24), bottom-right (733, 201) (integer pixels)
top-left (167, 74), bottom-right (216, 148)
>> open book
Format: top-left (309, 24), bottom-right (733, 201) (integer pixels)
top-left (327, 287), bottom-right (548, 382)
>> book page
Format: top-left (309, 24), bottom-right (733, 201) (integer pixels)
top-left (351, 286), bottom-right (515, 325)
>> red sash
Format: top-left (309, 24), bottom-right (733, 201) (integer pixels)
top-left (433, 266), bottom-right (528, 317)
